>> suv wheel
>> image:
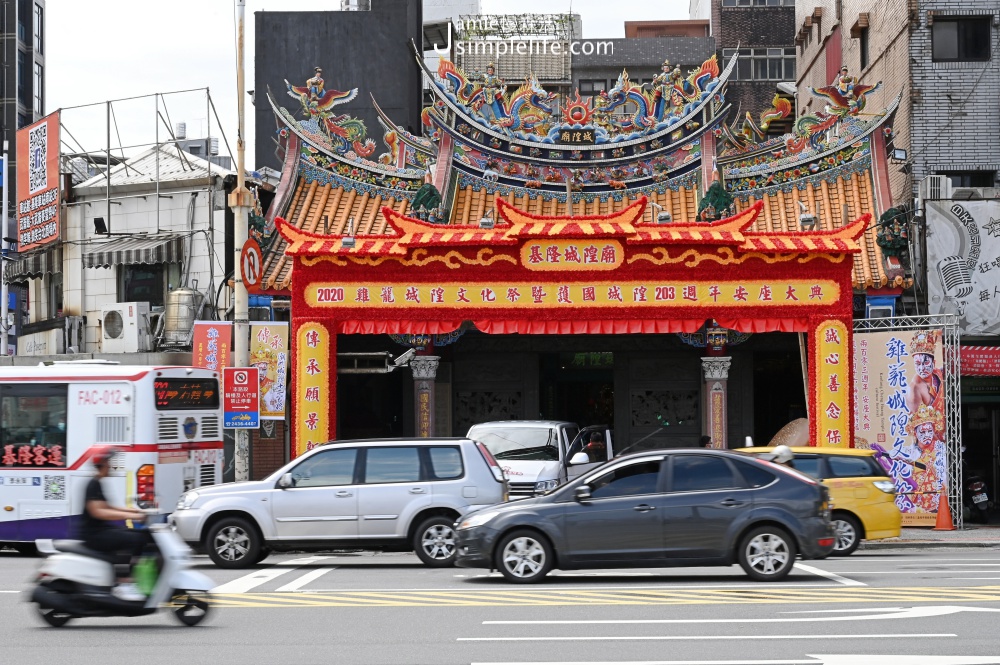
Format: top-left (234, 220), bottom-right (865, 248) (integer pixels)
top-left (206, 517), bottom-right (261, 569)
top-left (496, 530), bottom-right (553, 583)
top-left (831, 513), bottom-right (861, 556)
top-left (413, 516), bottom-right (458, 567)
top-left (737, 525), bottom-right (796, 581)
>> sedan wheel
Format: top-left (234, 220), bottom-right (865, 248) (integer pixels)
top-left (831, 513), bottom-right (861, 556)
top-left (206, 517), bottom-right (261, 569)
top-left (413, 516), bottom-right (458, 567)
top-left (496, 529), bottom-right (553, 583)
top-left (737, 526), bottom-right (796, 581)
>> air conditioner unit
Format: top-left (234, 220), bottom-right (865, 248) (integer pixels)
top-left (866, 306), bottom-right (894, 319)
top-left (101, 302), bottom-right (151, 354)
top-left (918, 175), bottom-right (952, 201)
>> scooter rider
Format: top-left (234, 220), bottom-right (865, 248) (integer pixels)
top-left (77, 447), bottom-right (151, 601)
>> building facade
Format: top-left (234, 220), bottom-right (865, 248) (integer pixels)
top-left (2, 0), bottom-right (45, 208)
top-left (571, 37), bottom-right (716, 100)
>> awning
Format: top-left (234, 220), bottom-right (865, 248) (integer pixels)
top-left (4, 245), bottom-right (62, 282)
top-left (84, 234), bottom-right (185, 269)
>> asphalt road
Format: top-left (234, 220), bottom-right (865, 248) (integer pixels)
top-left (4, 548), bottom-right (1000, 665)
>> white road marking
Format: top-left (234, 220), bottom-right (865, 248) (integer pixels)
top-left (275, 555), bottom-right (331, 566)
top-left (276, 567), bottom-right (335, 592)
top-left (0, 590), bottom-right (20, 593)
top-left (301, 583), bottom-right (839, 594)
top-left (211, 568), bottom-right (296, 593)
top-left (458, 633), bottom-right (955, 642)
top-left (793, 563), bottom-right (866, 586)
top-left (484, 605), bottom-right (1000, 626)
top-left (470, 657), bottom-right (1000, 665)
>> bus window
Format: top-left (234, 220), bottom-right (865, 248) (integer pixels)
top-left (0, 384), bottom-right (69, 469)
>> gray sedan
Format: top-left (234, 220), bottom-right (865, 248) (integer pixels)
top-left (455, 448), bottom-right (835, 583)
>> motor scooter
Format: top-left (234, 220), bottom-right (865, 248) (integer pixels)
top-left (965, 474), bottom-right (991, 524)
top-left (29, 516), bottom-right (214, 627)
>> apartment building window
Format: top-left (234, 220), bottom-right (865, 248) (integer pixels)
top-left (33, 62), bottom-right (42, 115)
top-left (33, 4), bottom-right (42, 54)
top-left (578, 79), bottom-right (606, 95)
top-left (48, 272), bottom-right (62, 319)
top-left (722, 0), bottom-right (795, 5)
top-left (938, 170), bottom-right (996, 188)
top-left (859, 27), bottom-right (870, 69)
top-left (932, 17), bottom-right (991, 62)
top-left (723, 48), bottom-right (796, 81)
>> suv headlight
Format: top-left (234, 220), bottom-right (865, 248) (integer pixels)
top-left (534, 479), bottom-right (559, 494)
top-left (458, 510), bottom-right (499, 530)
top-left (176, 491), bottom-right (200, 510)
top-left (873, 480), bottom-right (896, 494)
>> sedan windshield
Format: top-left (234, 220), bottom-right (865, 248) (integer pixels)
top-left (468, 427), bottom-right (560, 461)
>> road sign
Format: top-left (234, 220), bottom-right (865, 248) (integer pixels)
top-left (241, 238), bottom-right (263, 290)
top-left (223, 367), bottom-right (259, 428)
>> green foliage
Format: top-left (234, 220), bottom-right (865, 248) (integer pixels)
top-left (697, 181), bottom-right (734, 221)
top-left (875, 207), bottom-right (909, 258)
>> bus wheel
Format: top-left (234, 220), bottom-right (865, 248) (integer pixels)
top-left (206, 517), bottom-right (261, 569)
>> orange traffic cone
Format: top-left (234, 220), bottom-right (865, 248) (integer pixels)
top-left (933, 485), bottom-right (955, 531)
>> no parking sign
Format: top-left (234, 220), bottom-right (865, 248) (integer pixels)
top-left (223, 367), bottom-right (260, 428)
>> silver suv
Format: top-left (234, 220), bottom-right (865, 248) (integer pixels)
top-left (170, 438), bottom-right (508, 569)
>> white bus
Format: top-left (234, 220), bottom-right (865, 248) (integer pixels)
top-left (0, 363), bottom-right (223, 552)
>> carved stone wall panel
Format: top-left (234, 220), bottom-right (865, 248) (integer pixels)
top-left (630, 389), bottom-right (699, 427)
top-left (453, 391), bottom-right (523, 434)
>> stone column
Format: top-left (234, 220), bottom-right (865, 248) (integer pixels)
top-left (411, 356), bottom-right (440, 438)
top-left (701, 356), bottom-right (732, 449)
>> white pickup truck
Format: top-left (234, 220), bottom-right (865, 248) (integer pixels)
top-left (466, 420), bottom-right (614, 499)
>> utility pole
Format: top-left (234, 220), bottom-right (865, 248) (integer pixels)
top-left (230, 0), bottom-right (252, 481)
top-left (1, 140), bottom-right (8, 356)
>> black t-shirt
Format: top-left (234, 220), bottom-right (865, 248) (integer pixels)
top-left (78, 476), bottom-right (111, 540)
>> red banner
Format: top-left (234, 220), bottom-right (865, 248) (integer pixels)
top-left (191, 322), bottom-right (232, 371)
top-left (961, 346), bottom-right (1000, 376)
top-left (16, 112), bottom-right (61, 252)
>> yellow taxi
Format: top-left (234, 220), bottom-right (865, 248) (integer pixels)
top-left (735, 446), bottom-right (901, 555)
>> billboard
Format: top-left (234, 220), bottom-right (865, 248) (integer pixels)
top-left (191, 322), bottom-right (232, 371)
top-left (250, 322), bottom-right (288, 420)
top-left (16, 112), bottom-right (61, 252)
top-left (926, 200), bottom-right (1000, 334)
top-left (853, 329), bottom-right (948, 526)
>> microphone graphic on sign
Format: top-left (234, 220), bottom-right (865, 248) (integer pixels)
top-left (938, 255), bottom-right (974, 315)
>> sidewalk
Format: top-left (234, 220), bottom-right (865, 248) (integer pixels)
top-left (862, 525), bottom-right (1000, 549)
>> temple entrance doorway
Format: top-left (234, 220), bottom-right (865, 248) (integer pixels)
top-left (539, 352), bottom-right (615, 427)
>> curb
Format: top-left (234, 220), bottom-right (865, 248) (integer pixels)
top-left (862, 540), bottom-right (1000, 550)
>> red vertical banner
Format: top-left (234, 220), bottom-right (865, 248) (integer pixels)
top-left (292, 319), bottom-right (335, 459)
top-left (191, 322), bottom-right (232, 371)
top-left (16, 111), bottom-right (61, 252)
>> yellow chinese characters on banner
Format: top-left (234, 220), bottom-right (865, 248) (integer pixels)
top-left (295, 323), bottom-right (329, 458)
top-left (520, 240), bottom-right (624, 271)
top-left (306, 280), bottom-right (840, 309)
top-left (816, 320), bottom-right (850, 447)
top-left (250, 323), bottom-right (288, 420)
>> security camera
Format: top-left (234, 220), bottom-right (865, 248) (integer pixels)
top-left (392, 348), bottom-right (416, 367)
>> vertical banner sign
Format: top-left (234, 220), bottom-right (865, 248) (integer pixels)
top-left (250, 322), bottom-right (289, 420)
top-left (223, 367), bottom-right (260, 429)
top-left (815, 320), bottom-right (850, 448)
top-left (853, 329), bottom-right (948, 526)
top-left (295, 322), bottom-right (330, 457)
top-left (191, 322), bottom-right (232, 371)
top-left (16, 111), bottom-right (61, 252)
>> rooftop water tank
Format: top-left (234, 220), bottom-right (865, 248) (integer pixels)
top-left (175, 122), bottom-right (187, 140)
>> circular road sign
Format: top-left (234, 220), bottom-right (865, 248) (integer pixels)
top-left (241, 238), bottom-right (263, 290)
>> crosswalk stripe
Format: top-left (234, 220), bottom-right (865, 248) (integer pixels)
top-left (197, 585), bottom-right (1000, 608)
top-left (276, 568), bottom-right (335, 592)
top-left (211, 568), bottom-right (296, 594)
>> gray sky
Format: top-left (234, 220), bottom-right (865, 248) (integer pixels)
top-left (48, 0), bottom-right (687, 170)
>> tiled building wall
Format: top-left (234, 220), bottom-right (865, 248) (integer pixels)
top-left (252, 420), bottom-right (287, 480)
top-left (716, 3), bottom-right (797, 116)
top-left (796, 0), bottom-right (913, 206)
top-left (910, 1), bottom-right (1000, 191)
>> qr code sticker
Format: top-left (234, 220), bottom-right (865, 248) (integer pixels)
top-left (28, 122), bottom-right (48, 195)
top-left (44, 475), bottom-right (65, 501)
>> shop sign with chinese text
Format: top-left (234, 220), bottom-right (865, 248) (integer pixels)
top-left (16, 111), bottom-right (61, 252)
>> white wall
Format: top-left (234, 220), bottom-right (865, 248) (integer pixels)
top-left (64, 180), bottom-right (227, 353)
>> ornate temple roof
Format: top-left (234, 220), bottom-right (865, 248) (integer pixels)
top-left (260, 48), bottom-right (905, 295)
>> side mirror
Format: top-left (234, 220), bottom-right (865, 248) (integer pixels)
top-left (278, 473), bottom-right (294, 489)
top-left (574, 486), bottom-right (592, 502)
top-left (569, 452), bottom-right (591, 465)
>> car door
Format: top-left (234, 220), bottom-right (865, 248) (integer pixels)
top-left (660, 454), bottom-right (754, 561)
top-left (270, 447), bottom-right (360, 540)
top-left (563, 457), bottom-right (666, 565)
top-left (357, 446), bottom-right (431, 538)
top-left (566, 425), bottom-right (612, 482)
